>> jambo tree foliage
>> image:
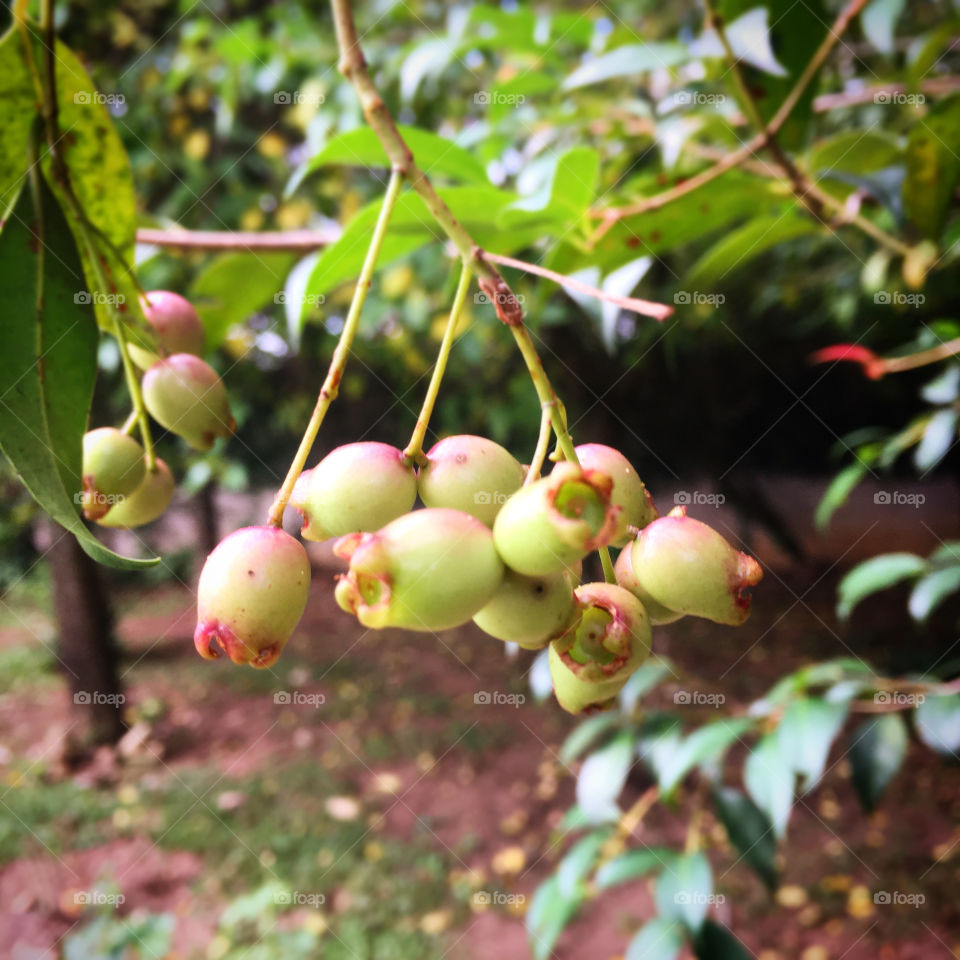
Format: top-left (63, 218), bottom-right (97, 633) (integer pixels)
top-left (1, 0), bottom-right (959, 956)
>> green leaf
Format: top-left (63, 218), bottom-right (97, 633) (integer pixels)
top-left (298, 124), bottom-right (487, 185)
top-left (837, 553), bottom-right (928, 619)
top-left (777, 697), bottom-right (849, 792)
top-left (806, 130), bottom-right (902, 175)
top-left (914, 694), bottom-right (960, 755)
top-left (563, 43), bottom-right (688, 90)
top-left (913, 408), bottom-right (958, 473)
top-left (687, 214), bottom-right (820, 287)
top-left (190, 252), bottom-right (296, 348)
top-left (625, 918), bottom-right (686, 960)
top-left (694, 920), bottom-right (753, 960)
top-left (744, 733), bottom-right (793, 837)
top-left (0, 177), bottom-right (154, 569)
top-left (815, 462), bottom-right (871, 531)
top-left (595, 847), bottom-right (675, 890)
top-left (921, 365), bottom-right (960, 405)
top-left (658, 718), bottom-right (752, 799)
top-left (861, 0), bottom-right (906, 52)
top-left (712, 787), bottom-right (778, 890)
top-left (903, 95), bottom-right (960, 240)
top-left (655, 850), bottom-right (713, 934)
top-left (576, 730), bottom-right (635, 823)
top-left (560, 712), bottom-right (622, 765)
top-left (848, 713), bottom-right (908, 811)
top-left (501, 146), bottom-right (600, 227)
top-left (557, 830), bottom-right (609, 898)
top-left (526, 875), bottom-right (580, 960)
top-left (909, 566), bottom-right (960, 622)
top-left (619, 657), bottom-right (676, 713)
top-left (0, 27), bottom-right (36, 228)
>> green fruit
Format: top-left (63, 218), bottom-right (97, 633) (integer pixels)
top-left (628, 506), bottom-right (762, 625)
top-left (195, 526), bottom-right (310, 668)
top-left (290, 442), bottom-right (416, 541)
top-left (142, 354), bottom-right (235, 451)
top-left (334, 508), bottom-right (504, 631)
top-left (96, 458), bottom-right (175, 528)
top-left (81, 427), bottom-right (146, 521)
top-left (549, 582), bottom-right (651, 714)
top-left (129, 290), bottom-right (206, 370)
top-left (473, 567), bottom-right (578, 650)
top-left (614, 542), bottom-right (683, 625)
top-left (418, 435), bottom-right (525, 526)
top-left (575, 443), bottom-right (657, 546)
top-left (492, 462), bottom-right (618, 576)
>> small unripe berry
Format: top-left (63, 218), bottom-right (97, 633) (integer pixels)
top-left (142, 354), bottom-right (235, 451)
top-left (473, 567), bottom-right (578, 650)
top-left (334, 508), bottom-right (504, 631)
top-left (549, 582), bottom-right (652, 714)
top-left (628, 506), bottom-right (762, 625)
top-left (194, 526), bottom-right (310, 668)
top-left (614, 542), bottom-right (683, 625)
top-left (575, 443), bottom-right (657, 546)
top-left (418, 435), bottom-right (525, 526)
top-left (96, 459), bottom-right (175, 528)
top-left (290, 442), bottom-right (416, 541)
top-left (492, 463), bottom-right (619, 576)
top-left (81, 428), bottom-right (146, 521)
top-left (129, 291), bottom-right (206, 370)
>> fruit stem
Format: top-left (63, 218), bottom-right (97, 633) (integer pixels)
top-left (266, 167), bottom-right (405, 527)
top-left (403, 263), bottom-right (472, 465)
top-left (121, 410), bottom-right (138, 436)
top-left (525, 406), bottom-right (554, 485)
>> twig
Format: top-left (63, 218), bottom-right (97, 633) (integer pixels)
top-left (136, 227), bottom-right (340, 252)
top-left (525, 406), bottom-right (554, 484)
top-left (882, 336), bottom-right (960, 374)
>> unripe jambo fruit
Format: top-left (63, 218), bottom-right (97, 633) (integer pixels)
top-left (549, 582), bottom-right (651, 714)
top-left (473, 566), bottom-right (578, 650)
top-left (334, 508), bottom-right (504, 631)
top-left (574, 443), bottom-right (657, 546)
top-left (194, 526), bottom-right (310, 668)
top-left (96, 459), bottom-right (175, 528)
top-left (290, 442), bottom-right (416, 540)
top-left (129, 291), bottom-right (206, 370)
top-left (628, 506), bottom-right (763, 625)
top-left (142, 354), bottom-right (235, 451)
top-left (417, 435), bottom-right (525, 527)
top-left (492, 462), bottom-right (619, 576)
top-left (81, 428), bottom-right (146, 521)
top-left (614, 542), bottom-right (683, 625)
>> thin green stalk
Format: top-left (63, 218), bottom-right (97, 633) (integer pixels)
top-left (525, 406), bottom-right (554, 485)
top-left (403, 264), bottom-right (472, 465)
top-left (121, 410), bottom-right (139, 436)
top-left (267, 167), bottom-right (405, 527)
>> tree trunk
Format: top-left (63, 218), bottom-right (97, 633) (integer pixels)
top-left (193, 480), bottom-right (219, 580)
top-left (47, 525), bottom-right (125, 745)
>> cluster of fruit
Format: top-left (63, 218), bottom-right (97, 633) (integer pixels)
top-left (80, 292), bottom-right (235, 528)
top-left (194, 437), bottom-right (762, 714)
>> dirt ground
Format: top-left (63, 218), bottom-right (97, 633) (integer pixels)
top-left (1, 481), bottom-right (959, 959)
